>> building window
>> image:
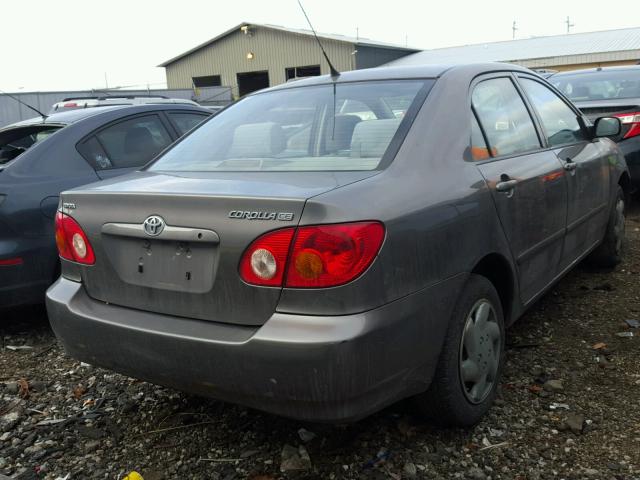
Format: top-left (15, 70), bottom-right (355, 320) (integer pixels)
top-left (192, 75), bottom-right (222, 87)
top-left (285, 65), bottom-right (321, 81)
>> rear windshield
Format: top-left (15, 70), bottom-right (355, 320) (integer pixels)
top-left (551, 70), bottom-right (640, 101)
top-left (148, 80), bottom-right (429, 172)
top-left (0, 125), bottom-right (63, 164)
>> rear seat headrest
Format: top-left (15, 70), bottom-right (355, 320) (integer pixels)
top-left (326, 115), bottom-right (362, 152)
top-left (228, 122), bottom-right (286, 158)
top-left (351, 118), bottom-right (402, 158)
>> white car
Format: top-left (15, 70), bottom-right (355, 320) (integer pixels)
top-left (50, 96), bottom-right (199, 113)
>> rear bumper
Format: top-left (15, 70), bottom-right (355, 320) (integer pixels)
top-left (0, 236), bottom-right (57, 309)
top-left (46, 275), bottom-right (465, 422)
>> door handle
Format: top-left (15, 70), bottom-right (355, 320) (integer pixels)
top-left (495, 179), bottom-right (518, 192)
top-left (563, 158), bottom-right (577, 171)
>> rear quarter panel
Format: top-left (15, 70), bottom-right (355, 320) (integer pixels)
top-left (277, 68), bottom-right (517, 319)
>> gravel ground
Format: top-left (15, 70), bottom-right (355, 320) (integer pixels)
top-left (2, 208), bottom-right (640, 480)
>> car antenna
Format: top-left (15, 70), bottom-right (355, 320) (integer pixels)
top-left (0, 89), bottom-right (48, 120)
top-left (297, 0), bottom-right (340, 78)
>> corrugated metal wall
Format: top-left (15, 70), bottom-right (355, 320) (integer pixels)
top-left (0, 87), bottom-right (231, 128)
top-left (165, 26), bottom-right (356, 93)
top-left (517, 50), bottom-right (640, 69)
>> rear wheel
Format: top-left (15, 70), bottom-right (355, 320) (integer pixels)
top-left (589, 186), bottom-right (626, 268)
top-left (415, 274), bottom-right (504, 427)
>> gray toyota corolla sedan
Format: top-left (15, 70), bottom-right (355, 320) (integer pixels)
top-left (46, 63), bottom-right (628, 425)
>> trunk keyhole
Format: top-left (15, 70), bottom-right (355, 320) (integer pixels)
top-left (138, 258), bottom-right (144, 274)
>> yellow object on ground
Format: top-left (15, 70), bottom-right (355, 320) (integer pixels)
top-left (122, 472), bottom-right (144, 480)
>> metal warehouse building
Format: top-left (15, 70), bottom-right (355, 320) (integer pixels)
top-left (159, 22), bottom-right (419, 98)
top-left (390, 27), bottom-right (640, 72)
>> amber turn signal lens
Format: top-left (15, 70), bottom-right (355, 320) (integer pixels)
top-left (294, 249), bottom-right (324, 279)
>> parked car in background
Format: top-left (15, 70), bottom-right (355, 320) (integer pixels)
top-left (202, 105), bottom-right (226, 114)
top-left (550, 66), bottom-right (640, 187)
top-left (0, 104), bottom-right (211, 309)
top-left (50, 95), bottom-right (200, 113)
top-left (532, 68), bottom-right (558, 79)
top-left (47, 63), bottom-right (628, 426)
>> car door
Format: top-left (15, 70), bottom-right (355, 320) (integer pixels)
top-left (76, 113), bottom-right (174, 180)
top-left (517, 74), bottom-right (611, 268)
top-left (471, 75), bottom-right (568, 304)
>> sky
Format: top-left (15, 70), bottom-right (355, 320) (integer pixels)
top-left (2, 0), bottom-right (640, 92)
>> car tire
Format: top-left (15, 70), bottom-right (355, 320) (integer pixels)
top-left (415, 274), bottom-right (505, 427)
top-left (588, 186), bottom-right (626, 268)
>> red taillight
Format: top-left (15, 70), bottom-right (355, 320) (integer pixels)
top-left (286, 222), bottom-right (385, 287)
top-left (54, 211), bottom-right (95, 265)
top-left (239, 222), bottom-right (385, 288)
top-left (239, 228), bottom-right (295, 286)
top-left (613, 112), bottom-right (640, 139)
top-left (63, 102), bottom-right (78, 108)
top-left (0, 257), bottom-right (23, 266)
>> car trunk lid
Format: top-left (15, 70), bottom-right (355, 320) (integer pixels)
top-left (575, 99), bottom-right (640, 120)
top-left (574, 100), bottom-right (640, 141)
top-left (61, 170), bottom-right (377, 326)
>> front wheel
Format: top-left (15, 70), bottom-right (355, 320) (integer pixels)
top-left (588, 186), bottom-right (626, 268)
top-left (414, 274), bottom-right (504, 427)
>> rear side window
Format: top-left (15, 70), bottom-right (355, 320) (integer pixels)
top-left (472, 78), bottom-right (541, 158)
top-left (78, 115), bottom-right (173, 170)
top-left (519, 78), bottom-right (586, 147)
top-left (77, 137), bottom-right (111, 170)
top-left (168, 112), bottom-right (210, 135)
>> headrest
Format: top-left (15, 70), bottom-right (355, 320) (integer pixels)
top-left (572, 86), bottom-right (589, 98)
top-left (326, 115), bottom-right (362, 151)
top-left (228, 122), bottom-right (286, 158)
top-left (351, 118), bottom-right (401, 158)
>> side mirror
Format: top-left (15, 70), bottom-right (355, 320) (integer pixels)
top-left (594, 117), bottom-right (621, 138)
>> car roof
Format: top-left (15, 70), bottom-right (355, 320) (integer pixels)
top-left (2, 104), bottom-right (209, 130)
top-left (5, 105), bottom-right (130, 128)
top-left (260, 62), bottom-right (536, 93)
top-left (550, 65), bottom-right (640, 77)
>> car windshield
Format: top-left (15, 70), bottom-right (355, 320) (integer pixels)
top-left (0, 125), bottom-right (63, 164)
top-left (552, 70), bottom-right (640, 101)
top-left (148, 80), bottom-right (429, 172)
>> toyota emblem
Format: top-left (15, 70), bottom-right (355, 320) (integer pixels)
top-left (143, 215), bottom-right (165, 236)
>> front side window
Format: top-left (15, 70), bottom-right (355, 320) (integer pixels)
top-left (149, 80), bottom-right (430, 172)
top-left (520, 78), bottom-right (586, 147)
top-left (472, 78), bottom-right (541, 158)
top-left (81, 115), bottom-right (173, 170)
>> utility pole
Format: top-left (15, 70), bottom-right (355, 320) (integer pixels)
top-left (104, 72), bottom-right (108, 89)
top-left (565, 16), bottom-right (574, 34)
top-left (512, 20), bottom-right (518, 39)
